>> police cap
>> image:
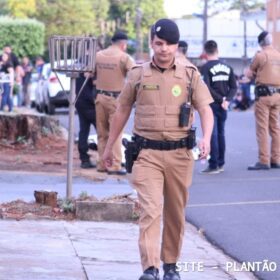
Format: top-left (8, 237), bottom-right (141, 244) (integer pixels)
top-left (152, 19), bottom-right (180, 44)
top-left (258, 31), bottom-right (268, 44)
top-left (112, 31), bottom-right (128, 42)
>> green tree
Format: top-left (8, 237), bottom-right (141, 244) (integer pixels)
top-left (0, 17), bottom-right (44, 57)
top-left (0, 0), bottom-right (9, 16)
top-left (34, 0), bottom-right (97, 39)
top-left (92, 0), bottom-right (110, 34)
top-left (7, 0), bottom-right (36, 18)
top-left (199, 0), bottom-right (265, 17)
top-left (108, 0), bottom-right (165, 53)
top-left (108, 0), bottom-right (165, 36)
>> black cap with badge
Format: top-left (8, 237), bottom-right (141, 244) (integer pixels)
top-left (151, 18), bottom-right (180, 44)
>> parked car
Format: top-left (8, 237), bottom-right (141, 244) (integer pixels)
top-left (35, 63), bottom-right (70, 114)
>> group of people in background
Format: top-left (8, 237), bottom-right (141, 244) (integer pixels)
top-left (0, 45), bottom-right (44, 112)
top-left (75, 27), bottom-right (280, 177)
top-left (1, 25), bottom-right (279, 178)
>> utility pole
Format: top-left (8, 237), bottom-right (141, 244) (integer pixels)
top-left (203, 0), bottom-right (208, 45)
top-left (242, 0), bottom-right (248, 61)
top-left (136, 3), bottom-right (142, 61)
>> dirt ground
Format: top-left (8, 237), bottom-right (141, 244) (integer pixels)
top-left (0, 117), bottom-right (133, 220)
top-left (0, 131), bottom-right (110, 181)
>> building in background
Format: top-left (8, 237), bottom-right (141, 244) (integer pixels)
top-left (267, 0), bottom-right (280, 49)
top-left (174, 10), bottom-right (266, 74)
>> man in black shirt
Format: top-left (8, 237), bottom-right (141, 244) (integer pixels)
top-left (75, 74), bottom-right (97, 169)
top-left (200, 40), bottom-right (237, 174)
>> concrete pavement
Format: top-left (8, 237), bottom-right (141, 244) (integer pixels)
top-left (0, 170), bottom-right (258, 280)
top-left (0, 220), bottom-right (257, 280)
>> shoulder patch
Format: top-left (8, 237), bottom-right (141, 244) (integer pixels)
top-left (185, 64), bottom-right (197, 71)
top-left (132, 64), bottom-right (142, 70)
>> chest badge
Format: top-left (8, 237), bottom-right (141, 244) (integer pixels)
top-left (143, 84), bottom-right (159, 90)
top-left (172, 85), bottom-right (182, 97)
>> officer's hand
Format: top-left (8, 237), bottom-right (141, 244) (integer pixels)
top-left (221, 99), bottom-right (229, 111)
top-left (198, 138), bottom-right (210, 159)
top-left (102, 147), bottom-right (114, 169)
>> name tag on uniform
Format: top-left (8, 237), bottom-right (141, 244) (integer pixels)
top-left (143, 84), bottom-right (159, 90)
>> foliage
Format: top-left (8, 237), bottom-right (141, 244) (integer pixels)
top-left (59, 198), bottom-right (75, 213)
top-left (108, 0), bottom-right (165, 38)
top-left (0, 17), bottom-right (45, 58)
top-left (1, 0), bottom-right (166, 55)
top-left (35, 0), bottom-right (97, 39)
top-left (79, 191), bottom-right (89, 200)
top-left (7, 0), bottom-right (36, 18)
top-left (228, 0), bottom-right (265, 11)
top-left (199, 0), bottom-right (265, 16)
top-left (0, 0), bottom-right (9, 16)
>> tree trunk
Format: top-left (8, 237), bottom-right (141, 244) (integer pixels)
top-left (0, 111), bottom-right (61, 146)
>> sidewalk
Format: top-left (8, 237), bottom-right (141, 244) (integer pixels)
top-left (0, 220), bottom-right (258, 280)
top-left (0, 171), bottom-right (257, 280)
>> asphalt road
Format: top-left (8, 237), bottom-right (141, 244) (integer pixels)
top-left (188, 110), bottom-right (280, 280)
top-left (55, 108), bottom-right (280, 280)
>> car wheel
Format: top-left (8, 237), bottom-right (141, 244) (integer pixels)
top-left (36, 104), bottom-right (42, 113)
top-left (31, 101), bottom-right (36, 108)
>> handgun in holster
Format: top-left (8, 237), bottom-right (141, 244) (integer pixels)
top-left (122, 137), bottom-right (140, 173)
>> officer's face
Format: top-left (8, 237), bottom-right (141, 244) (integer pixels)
top-left (151, 35), bottom-right (178, 67)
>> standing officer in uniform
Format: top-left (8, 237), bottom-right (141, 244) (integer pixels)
top-left (102, 19), bottom-right (214, 280)
top-left (75, 73), bottom-right (97, 169)
top-left (175, 40), bottom-right (189, 65)
top-left (247, 31), bottom-right (280, 170)
top-left (200, 40), bottom-right (237, 174)
top-left (95, 31), bottom-right (134, 175)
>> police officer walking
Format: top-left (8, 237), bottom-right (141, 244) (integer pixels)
top-left (95, 31), bottom-right (134, 175)
top-left (200, 40), bottom-right (237, 174)
top-left (102, 19), bottom-right (214, 280)
top-left (247, 31), bottom-right (280, 170)
top-left (175, 40), bottom-right (189, 65)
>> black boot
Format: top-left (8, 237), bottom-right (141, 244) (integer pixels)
top-left (247, 162), bottom-right (270, 170)
top-left (139, 266), bottom-right (160, 280)
top-left (271, 162), bottom-right (280, 169)
top-left (80, 160), bottom-right (96, 169)
top-left (163, 263), bottom-right (180, 280)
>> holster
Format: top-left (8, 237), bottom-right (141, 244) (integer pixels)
top-left (122, 137), bottom-right (140, 173)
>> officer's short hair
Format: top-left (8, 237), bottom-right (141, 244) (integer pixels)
top-left (111, 31), bottom-right (128, 43)
top-left (178, 40), bottom-right (188, 55)
top-left (258, 31), bottom-right (272, 47)
top-left (204, 40), bottom-right (218, 55)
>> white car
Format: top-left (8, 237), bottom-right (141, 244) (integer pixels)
top-left (35, 63), bottom-right (70, 114)
top-left (29, 72), bottom-right (39, 108)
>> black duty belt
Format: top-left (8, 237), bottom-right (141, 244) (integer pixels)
top-left (134, 133), bottom-right (195, 151)
top-left (255, 85), bottom-right (280, 97)
top-left (97, 89), bottom-right (120, 98)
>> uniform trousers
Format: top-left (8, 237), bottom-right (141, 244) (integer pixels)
top-left (255, 94), bottom-right (280, 165)
top-left (132, 147), bottom-right (194, 270)
top-left (95, 94), bottom-right (123, 171)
